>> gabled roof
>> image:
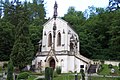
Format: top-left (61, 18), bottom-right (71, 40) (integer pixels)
top-left (43, 17), bottom-right (78, 35)
top-left (43, 17), bottom-right (68, 27)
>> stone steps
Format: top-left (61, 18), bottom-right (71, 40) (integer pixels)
top-left (88, 64), bottom-right (97, 74)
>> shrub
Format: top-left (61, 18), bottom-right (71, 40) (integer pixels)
top-left (80, 69), bottom-right (85, 80)
top-left (0, 66), bottom-right (2, 72)
top-left (118, 63), bottom-right (120, 71)
top-left (7, 59), bottom-right (14, 80)
top-left (56, 66), bottom-right (61, 74)
top-left (17, 72), bottom-right (30, 79)
top-left (45, 67), bottom-right (53, 80)
top-left (49, 67), bottom-right (53, 79)
top-left (45, 67), bottom-right (49, 80)
top-left (108, 64), bottom-right (113, 69)
top-left (53, 71), bottom-right (58, 77)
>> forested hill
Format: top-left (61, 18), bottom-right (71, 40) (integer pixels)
top-left (0, 0), bottom-right (120, 62)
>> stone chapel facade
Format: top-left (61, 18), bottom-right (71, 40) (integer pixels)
top-left (33, 2), bottom-right (92, 73)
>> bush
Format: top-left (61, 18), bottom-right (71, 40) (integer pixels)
top-left (56, 66), bottom-right (61, 74)
top-left (49, 67), bottom-right (53, 79)
top-left (80, 69), bottom-right (85, 80)
top-left (53, 71), bottom-right (58, 77)
top-left (45, 67), bottom-right (53, 80)
top-left (17, 72), bottom-right (30, 79)
top-left (0, 66), bottom-right (2, 72)
top-left (45, 67), bottom-right (50, 80)
top-left (118, 63), bottom-right (120, 71)
top-left (108, 64), bottom-right (113, 69)
top-left (7, 59), bottom-right (14, 80)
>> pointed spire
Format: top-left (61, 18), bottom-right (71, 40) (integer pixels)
top-left (53, 1), bottom-right (58, 19)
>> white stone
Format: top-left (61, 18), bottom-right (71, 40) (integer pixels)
top-left (34, 17), bottom-right (91, 73)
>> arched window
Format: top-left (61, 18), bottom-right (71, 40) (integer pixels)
top-left (70, 42), bottom-right (74, 51)
top-left (48, 33), bottom-right (52, 47)
top-left (57, 32), bottom-right (61, 46)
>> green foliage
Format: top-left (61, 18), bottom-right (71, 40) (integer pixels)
top-left (45, 67), bottom-right (50, 80)
top-left (0, 0), bottom-right (46, 61)
top-left (98, 64), bottom-right (120, 75)
top-left (108, 0), bottom-right (120, 11)
top-left (29, 24), bottom-right (43, 53)
top-left (0, 0), bottom-right (120, 62)
top-left (49, 67), bottom-right (53, 79)
top-left (118, 63), bottom-right (120, 71)
top-left (89, 76), bottom-right (120, 80)
top-left (45, 67), bottom-right (53, 80)
top-left (53, 71), bottom-right (58, 77)
top-left (63, 7), bottom-right (85, 31)
top-left (8, 1), bottom-right (34, 70)
top-left (80, 69), bottom-right (85, 80)
top-left (0, 20), bottom-right (14, 61)
top-left (108, 64), bottom-right (113, 69)
top-left (17, 72), bottom-right (30, 79)
top-left (7, 59), bottom-right (14, 80)
top-left (53, 73), bottom-right (81, 80)
top-left (11, 22), bottom-right (34, 70)
top-left (27, 75), bottom-right (37, 80)
top-left (56, 66), bottom-right (61, 74)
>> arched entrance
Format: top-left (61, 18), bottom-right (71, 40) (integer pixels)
top-left (49, 58), bottom-right (55, 70)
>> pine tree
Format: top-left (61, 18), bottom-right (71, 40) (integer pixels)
top-left (10, 1), bottom-right (34, 70)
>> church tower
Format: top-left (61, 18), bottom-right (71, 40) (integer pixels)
top-left (33, 2), bottom-right (91, 73)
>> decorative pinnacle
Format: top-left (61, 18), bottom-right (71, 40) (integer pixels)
top-left (53, 1), bottom-right (58, 19)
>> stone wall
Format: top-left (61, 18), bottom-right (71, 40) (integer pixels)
top-left (104, 61), bottom-right (120, 66)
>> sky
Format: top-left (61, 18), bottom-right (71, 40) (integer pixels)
top-left (11, 0), bottom-right (109, 18)
top-left (44, 0), bottom-right (109, 18)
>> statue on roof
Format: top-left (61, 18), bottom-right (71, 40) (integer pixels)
top-left (53, 1), bottom-right (58, 19)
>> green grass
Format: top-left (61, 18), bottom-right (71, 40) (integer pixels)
top-left (98, 64), bottom-right (120, 76)
top-left (53, 73), bottom-right (81, 80)
top-left (89, 76), bottom-right (120, 80)
top-left (27, 75), bottom-right (37, 80)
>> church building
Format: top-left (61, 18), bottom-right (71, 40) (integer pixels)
top-left (33, 2), bottom-right (92, 73)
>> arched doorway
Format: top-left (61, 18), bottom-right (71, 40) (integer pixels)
top-left (49, 58), bottom-right (55, 70)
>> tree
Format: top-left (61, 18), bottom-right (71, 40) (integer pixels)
top-left (84, 6), bottom-right (106, 18)
top-left (11, 21), bottom-right (34, 70)
top-left (108, 0), bottom-right (120, 11)
top-left (10, 1), bottom-right (34, 70)
top-left (28, 0), bottom-right (46, 53)
top-left (0, 20), bottom-right (14, 61)
top-left (29, 24), bottom-right (43, 53)
top-left (63, 7), bottom-right (85, 32)
top-left (7, 59), bottom-right (14, 80)
top-left (107, 10), bottom-right (120, 60)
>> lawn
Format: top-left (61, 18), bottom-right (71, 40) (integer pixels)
top-left (26, 73), bottom-right (81, 80)
top-left (27, 75), bottom-right (37, 80)
top-left (53, 73), bottom-right (81, 80)
top-left (89, 76), bottom-right (120, 80)
top-left (98, 64), bottom-right (120, 76)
